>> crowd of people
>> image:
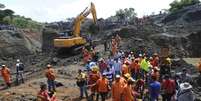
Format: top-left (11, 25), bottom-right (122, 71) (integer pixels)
top-left (0, 34), bottom-right (201, 101)
top-left (0, 24), bottom-right (16, 30)
top-left (76, 34), bottom-right (198, 101)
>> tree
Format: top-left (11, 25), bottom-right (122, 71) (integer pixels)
top-left (3, 9), bottom-right (14, 16)
top-left (169, 0), bottom-right (200, 12)
top-left (3, 16), bottom-right (12, 24)
top-left (115, 8), bottom-right (137, 23)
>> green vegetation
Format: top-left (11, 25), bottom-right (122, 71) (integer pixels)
top-left (115, 8), bottom-right (137, 22)
top-left (0, 3), bottom-right (43, 32)
top-left (107, 8), bottom-right (137, 23)
top-left (169, 0), bottom-right (200, 12)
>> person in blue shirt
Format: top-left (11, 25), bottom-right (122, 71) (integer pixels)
top-left (149, 75), bottom-right (161, 101)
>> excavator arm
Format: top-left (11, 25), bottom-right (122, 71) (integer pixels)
top-left (73, 2), bottom-right (97, 37)
top-left (53, 2), bottom-right (97, 49)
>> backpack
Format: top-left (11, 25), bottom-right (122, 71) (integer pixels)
top-left (17, 63), bottom-right (24, 71)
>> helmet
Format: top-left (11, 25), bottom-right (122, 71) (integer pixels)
top-left (17, 59), bottom-right (20, 62)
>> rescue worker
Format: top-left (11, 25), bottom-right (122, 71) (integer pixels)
top-left (45, 64), bottom-right (56, 92)
top-left (122, 78), bottom-right (135, 101)
top-left (76, 69), bottom-right (88, 99)
top-left (0, 65), bottom-right (11, 88)
top-left (111, 37), bottom-right (118, 56)
top-left (37, 83), bottom-right (57, 101)
top-left (112, 75), bottom-right (125, 101)
top-left (197, 59), bottom-right (201, 75)
top-left (161, 75), bottom-right (176, 101)
top-left (16, 59), bottom-right (25, 85)
top-left (88, 66), bottom-right (100, 100)
top-left (115, 34), bottom-right (121, 47)
top-left (149, 75), bottom-right (161, 101)
top-left (96, 73), bottom-right (110, 101)
top-left (121, 61), bottom-right (130, 75)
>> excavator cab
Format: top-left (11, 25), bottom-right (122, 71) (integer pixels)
top-left (53, 2), bottom-right (97, 51)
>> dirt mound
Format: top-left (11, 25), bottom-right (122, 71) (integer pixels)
top-left (162, 4), bottom-right (201, 24)
top-left (0, 30), bottom-right (40, 58)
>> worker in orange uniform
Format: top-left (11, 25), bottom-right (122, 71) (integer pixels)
top-left (197, 59), bottom-right (201, 75)
top-left (111, 37), bottom-right (117, 56)
top-left (115, 34), bottom-right (121, 47)
top-left (112, 75), bottom-right (125, 101)
top-left (88, 66), bottom-right (101, 100)
top-left (96, 73), bottom-right (110, 101)
top-left (37, 83), bottom-right (58, 101)
top-left (122, 61), bottom-right (130, 75)
top-left (45, 64), bottom-right (56, 92)
top-left (122, 78), bottom-right (135, 101)
top-left (0, 65), bottom-right (11, 88)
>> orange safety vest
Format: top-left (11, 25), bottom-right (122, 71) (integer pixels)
top-left (89, 72), bottom-right (100, 92)
top-left (0, 67), bottom-right (11, 83)
top-left (122, 84), bottom-right (134, 101)
top-left (96, 78), bottom-right (109, 93)
top-left (198, 62), bottom-right (201, 72)
top-left (112, 81), bottom-right (125, 101)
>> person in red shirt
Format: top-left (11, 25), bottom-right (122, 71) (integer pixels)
top-left (98, 58), bottom-right (108, 74)
top-left (37, 83), bottom-right (57, 101)
top-left (161, 75), bottom-right (176, 101)
top-left (96, 73), bottom-right (110, 101)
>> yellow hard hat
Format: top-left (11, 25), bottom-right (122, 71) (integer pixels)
top-left (92, 66), bottom-right (99, 72)
top-left (124, 73), bottom-right (131, 78)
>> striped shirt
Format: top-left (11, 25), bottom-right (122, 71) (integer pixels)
top-left (104, 70), bottom-right (113, 82)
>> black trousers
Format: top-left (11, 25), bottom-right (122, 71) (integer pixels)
top-left (96, 92), bottom-right (108, 101)
top-left (162, 93), bottom-right (174, 101)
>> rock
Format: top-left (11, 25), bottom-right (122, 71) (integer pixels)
top-left (0, 30), bottom-right (41, 58)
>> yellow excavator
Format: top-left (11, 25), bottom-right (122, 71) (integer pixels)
top-left (53, 2), bottom-right (97, 51)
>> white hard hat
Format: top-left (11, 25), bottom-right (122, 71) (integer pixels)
top-left (115, 75), bottom-right (120, 78)
top-left (17, 59), bottom-right (20, 62)
top-left (180, 82), bottom-right (192, 91)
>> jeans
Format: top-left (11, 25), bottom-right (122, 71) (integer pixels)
top-left (47, 79), bottom-right (56, 92)
top-left (79, 85), bottom-right (88, 98)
